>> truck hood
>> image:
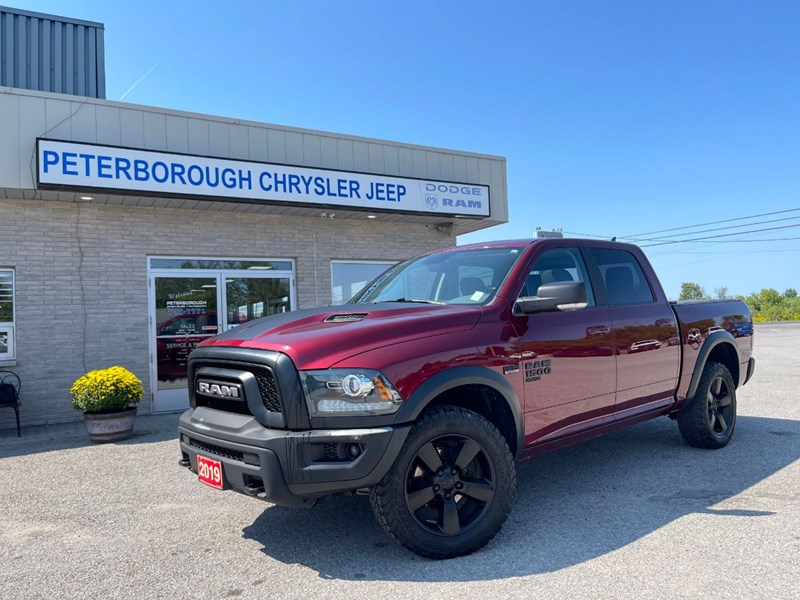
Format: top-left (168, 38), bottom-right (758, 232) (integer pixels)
top-left (199, 302), bottom-right (482, 370)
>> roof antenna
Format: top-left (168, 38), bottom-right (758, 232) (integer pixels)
top-left (610, 236), bottom-right (617, 242)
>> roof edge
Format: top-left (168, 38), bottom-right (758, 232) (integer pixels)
top-left (0, 86), bottom-right (506, 162)
top-left (0, 5), bottom-right (104, 29)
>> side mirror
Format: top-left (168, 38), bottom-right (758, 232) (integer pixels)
top-left (515, 281), bottom-right (588, 315)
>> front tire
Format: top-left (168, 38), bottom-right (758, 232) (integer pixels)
top-left (369, 405), bottom-right (516, 559)
top-left (677, 361), bottom-right (737, 449)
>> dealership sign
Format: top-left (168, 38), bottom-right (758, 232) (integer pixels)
top-left (36, 140), bottom-right (490, 217)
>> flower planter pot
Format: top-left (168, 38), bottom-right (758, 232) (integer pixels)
top-left (83, 407), bottom-right (137, 443)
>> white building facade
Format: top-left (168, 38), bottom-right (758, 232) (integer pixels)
top-left (0, 85), bottom-right (508, 428)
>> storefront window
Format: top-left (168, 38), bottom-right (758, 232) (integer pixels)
top-left (331, 261), bottom-right (395, 305)
top-left (149, 258), bottom-right (293, 271)
top-left (0, 269), bottom-right (15, 361)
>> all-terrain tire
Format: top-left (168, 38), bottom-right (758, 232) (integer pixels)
top-left (677, 361), bottom-right (737, 449)
top-left (369, 405), bottom-right (516, 559)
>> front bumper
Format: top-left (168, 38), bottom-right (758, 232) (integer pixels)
top-left (744, 356), bottom-right (756, 385)
top-left (178, 407), bottom-right (410, 507)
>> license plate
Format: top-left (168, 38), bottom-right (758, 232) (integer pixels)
top-left (197, 455), bottom-right (223, 489)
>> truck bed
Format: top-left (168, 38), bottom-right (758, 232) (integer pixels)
top-left (671, 299), bottom-right (754, 400)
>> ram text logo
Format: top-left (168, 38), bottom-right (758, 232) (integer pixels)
top-left (197, 380), bottom-right (241, 399)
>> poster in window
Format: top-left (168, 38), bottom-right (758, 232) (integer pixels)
top-left (0, 327), bottom-right (12, 358)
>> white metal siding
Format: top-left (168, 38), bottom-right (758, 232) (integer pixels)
top-left (0, 87), bottom-right (508, 227)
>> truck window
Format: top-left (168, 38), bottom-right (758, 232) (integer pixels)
top-left (590, 248), bottom-right (655, 305)
top-left (351, 247), bottom-right (524, 305)
top-left (519, 247), bottom-right (595, 306)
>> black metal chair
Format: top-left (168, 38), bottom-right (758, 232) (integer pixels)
top-left (0, 370), bottom-right (21, 437)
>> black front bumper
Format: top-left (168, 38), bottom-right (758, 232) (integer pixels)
top-left (744, 356), bottom-right (756, 385)
top-left (178, 407), bottom-right (410, 507)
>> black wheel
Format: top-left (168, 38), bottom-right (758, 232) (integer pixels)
top-left (369, 405), bottom-right (516, 559)
top-left (678, 361), bottom-right (737, 449)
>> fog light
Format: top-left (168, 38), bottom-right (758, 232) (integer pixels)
top-left (346, 443), bottom-right (363, 460)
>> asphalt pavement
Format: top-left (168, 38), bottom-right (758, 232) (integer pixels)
top-left (0, 323), bottom-right (798, 599)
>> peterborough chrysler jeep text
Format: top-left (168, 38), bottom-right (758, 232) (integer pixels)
top-left (178, 239), bottom-right (755, 558)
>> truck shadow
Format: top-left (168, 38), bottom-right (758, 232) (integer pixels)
top-left (242, 415), bottom-right (799, 582)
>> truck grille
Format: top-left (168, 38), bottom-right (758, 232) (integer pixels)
top-left (188, 437), bottom-right (244, 462)
top-left (254, 367), bottom-right (281, 413)
top-left (194, 394), bottom-right (251, 415)
top-left (190, 361), bottom-right (283, 415)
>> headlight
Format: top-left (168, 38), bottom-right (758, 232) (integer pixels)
top-left (300, 369), bottom-right (403, 417)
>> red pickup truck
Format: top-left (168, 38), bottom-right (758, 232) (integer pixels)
top-left (178, 239), bottom-right (755, 559)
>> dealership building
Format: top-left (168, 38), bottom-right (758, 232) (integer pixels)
top-left (0, 6), bottom-right (508, 429)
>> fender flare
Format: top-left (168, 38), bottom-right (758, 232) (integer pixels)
top-left (685, 331), bottom-right (741, 400)
top-left (396, 366), bottom-right (525, 458)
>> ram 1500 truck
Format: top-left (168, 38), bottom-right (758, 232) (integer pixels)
top-left (178, 239), bottom-right (755, 559)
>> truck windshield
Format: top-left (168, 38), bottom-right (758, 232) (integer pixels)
top-left (350, 247), bottom-right (525, 306)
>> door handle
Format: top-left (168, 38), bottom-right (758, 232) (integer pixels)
top-left (586, 326), bottom-right (610, 336)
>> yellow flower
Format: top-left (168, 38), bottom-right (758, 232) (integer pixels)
top-left (70, 366), bottom-right (144, 413)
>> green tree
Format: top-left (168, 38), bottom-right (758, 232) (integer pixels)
top-left (743, 288), bottom-right (800, 322)
top-left (760, 288), bottom-right (782, 306)
top-left (679, 282), bottom-right (707, 301)
top-left (743, 292), bottom-right (760, 314)
top-left (785, 288), bottom-right (798, 298)
top-left (714, 286), bottom-right (729, 300)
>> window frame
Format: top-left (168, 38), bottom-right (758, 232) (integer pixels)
top-left (147, 256), bottom-right (295, 272)
top-left (0, 268), bottom-right (15, 362)
top-left (330, 259), bottom-right (397, 305)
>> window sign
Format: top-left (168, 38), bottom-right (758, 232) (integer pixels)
top-left (0, 327), bottom-right (12, 359)
top-left (0, 269), bottom-right (15, 360)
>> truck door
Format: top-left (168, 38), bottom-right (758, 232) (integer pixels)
top-left (511, 246), bottom-right (617, 446)
top-left (586, 247), bottom-right (681, 418)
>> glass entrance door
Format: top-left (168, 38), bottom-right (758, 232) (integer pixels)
top-left (149, 259), bottom-right (295, 413)
top-left (152, 274), bottom-right (220, 412)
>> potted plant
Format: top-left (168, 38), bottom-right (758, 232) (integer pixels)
top-left (70, 366), bottom-right (144, 442)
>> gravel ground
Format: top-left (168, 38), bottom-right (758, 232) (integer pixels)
top-left (0, 324), bottom-right (798, 599)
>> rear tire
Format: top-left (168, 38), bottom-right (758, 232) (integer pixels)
top-left (677, 361), bottom-right (737, 449)
top-left (369, 405), bottom-right (516, 559)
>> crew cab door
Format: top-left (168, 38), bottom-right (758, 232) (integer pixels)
top-left (510, 246), bottom-right (617, 446)
top-left (585, 246), bottom-right (681, 418)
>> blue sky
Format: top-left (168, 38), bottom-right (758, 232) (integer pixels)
top-left (20, 0), bottom-right (800, 298)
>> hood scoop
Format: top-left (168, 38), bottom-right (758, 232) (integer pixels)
top-left (324, 313), bottom-right (369, 323)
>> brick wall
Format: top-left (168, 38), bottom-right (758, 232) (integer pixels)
top-left (0, 198), bottom-right (454, 429)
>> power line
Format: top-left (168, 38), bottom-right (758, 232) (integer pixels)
top-left (564, 231), bottom-right (800, 246)
top-left (651, 236), bottom-right (800, 243)
top-left (628, 215), bottom-right (800, 241)
top-left (562, 230), bottom-right (616, 239)
top-left (623, 207), bottom-right (800, 238)
top-left (640, 224), bottom-right (800, 247)
top-left (562, 226), bottom-right (800, 246)
top-left (647, 245), bottom-right (800, 256)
